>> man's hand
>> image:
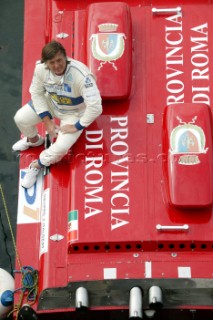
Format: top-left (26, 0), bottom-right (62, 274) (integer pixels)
top-left (60, 124), bottom-right (78, 134)
top-left (43, 116), bottom-right (59, 142)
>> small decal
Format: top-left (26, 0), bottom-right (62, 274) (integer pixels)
top-left (68, 210), bottom-right (79, 242)
top-left (63, 83), bottom-right (71, 92)
top-left (178, 266), bottom-right (191, 278)
top-left (66, 74), bottom-right (73, 81)
top-left (56, 32), bottom-right (69, 39)
top-left (145, 261), bottom-right (152, 278)
top-left (90, 23), bottom-right (126, 70)
top-left (170, 116), bottom-right (208, 165)
top-left (40, 188), bottom-right (50, 257)
top-left (49, 93), bottom-right (73, 105)
top-left (103, 268), bottom-right (117, 279)
top-left (84, 76), bottom-right (93, 88)
top-left (17, 170), bottom-right (43, 224)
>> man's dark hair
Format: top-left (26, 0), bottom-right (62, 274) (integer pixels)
top-left (41, 40), bottom-right (67, 63)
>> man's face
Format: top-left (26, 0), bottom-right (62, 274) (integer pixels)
top-left (46, 51), bottom-right (67, 75)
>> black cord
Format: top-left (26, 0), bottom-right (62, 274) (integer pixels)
top-left (0, 209), bottom-right (14, 275)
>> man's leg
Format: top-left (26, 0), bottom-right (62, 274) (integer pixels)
top-left (21, 119), bottom-right (83, 188)
top-left (39, 128), bottom-right (83, 166)
top-left (12, 103), bottom-right (44, 151)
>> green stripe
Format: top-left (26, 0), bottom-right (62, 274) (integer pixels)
top-left (68, 210), bottom-right (78, 221)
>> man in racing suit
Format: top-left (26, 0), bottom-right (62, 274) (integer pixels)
top-left (12, 40), bottom-right (102, 189)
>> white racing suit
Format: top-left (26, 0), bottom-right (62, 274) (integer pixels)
top-left (14, 58), bottom-right (102, 166)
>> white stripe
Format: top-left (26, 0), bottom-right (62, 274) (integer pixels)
top-left (145, 261), bottom-right (152, 278)
top-left (68, 219), bottom-right (78, 231)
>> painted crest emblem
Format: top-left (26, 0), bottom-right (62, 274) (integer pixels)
top-left (170, 116), bottom-right (208, 165)
top-left (90, 23), bottom-right (126, 70)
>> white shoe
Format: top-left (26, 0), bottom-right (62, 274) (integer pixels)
top-left (12, 135), bottom-right (44, 151)
top-left (21, 163), bottom-right (41, 189)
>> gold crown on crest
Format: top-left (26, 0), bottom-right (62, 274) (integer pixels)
top-left (98, 23), bottom-right (118, 32)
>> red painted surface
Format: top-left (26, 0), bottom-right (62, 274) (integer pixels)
top-left (14, 0), bottom-right (213, 318)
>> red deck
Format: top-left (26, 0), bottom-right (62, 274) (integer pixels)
top-left (15, 0), bottom-right (213, 319)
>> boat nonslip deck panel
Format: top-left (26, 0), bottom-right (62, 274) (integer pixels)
top-left (14, 0), bottom-right (213, 317)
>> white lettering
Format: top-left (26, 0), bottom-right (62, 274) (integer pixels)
top-left (84, 130), bottom-right (104, 218)
top-left (165, 14), bottom-right (184, 105)
top-left (190, 23), bottom-right (210, 105)
top-left (110, 116), bottom-right (130, 230)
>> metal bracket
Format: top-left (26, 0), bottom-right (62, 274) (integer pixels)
top-left (156, 224), bottom-right (189, 231)
top-left (50, 234), bottom-right (64, 241)
top-left (152, 7), bottom-right (182, 15)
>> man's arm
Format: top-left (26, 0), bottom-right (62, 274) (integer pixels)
top-left (75, 75), bottom-right (102, 129)
top-left (29, 64), bottom-right (50, 116)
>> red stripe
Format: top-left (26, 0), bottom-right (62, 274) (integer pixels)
top-left (68, 230), bottom-right (78, 242)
